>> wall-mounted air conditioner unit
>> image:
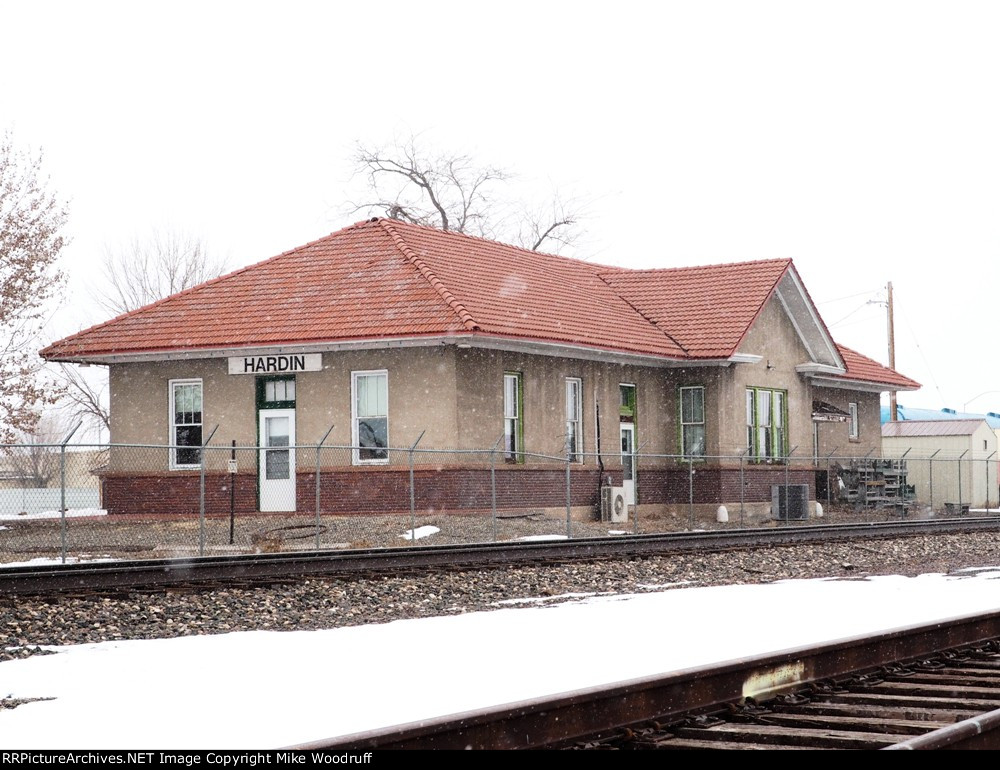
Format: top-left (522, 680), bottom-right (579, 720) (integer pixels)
top-left (772, 484), bottom-right (809, 520)
top-left (601, 485), bottom-right (628, 523)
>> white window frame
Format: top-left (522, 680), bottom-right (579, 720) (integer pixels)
top-left (848, 402), bottom-right (859, 441)
top-left (351, 370), bottom-right (389, 465)
top-left (565, 377), bottom-right (583, 463)
top-left (679, 385), bottom-right (706, 458)
top-left (503, 372), bottom-right (523, 463)
top-left (169, 378), bottom-right (203, 470)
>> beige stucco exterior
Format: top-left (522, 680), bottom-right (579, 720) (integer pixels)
top-left (105, 293), bottom-right (892, 519)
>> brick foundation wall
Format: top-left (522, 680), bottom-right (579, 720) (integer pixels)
top-left (100, 463), bottom-right (813, 516)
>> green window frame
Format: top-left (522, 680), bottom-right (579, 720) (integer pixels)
top-left (256, 375), bottom-right (296, 410)
top-left (503, 372), bottom-right (524, 463)
top-left (746, 387), bottom-right (787, 461)
top-left (619, 383), bottom-right (636, 422)
top-left (679, 386), bottom-right (706, 458)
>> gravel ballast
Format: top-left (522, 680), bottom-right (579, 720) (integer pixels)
top-left (3, 533), bottom-right (1000, 661)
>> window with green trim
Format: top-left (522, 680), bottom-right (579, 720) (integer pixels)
top-left (503, 372), bottom-right (523, 463)
top-left (619, 384), bottom-right (636, 422)
top-left (679, 386), bottom-right (705, 458)
top-left (256, 376), bottom-right (296, 409)
top-left (746, 387), bottom-right (787, 461)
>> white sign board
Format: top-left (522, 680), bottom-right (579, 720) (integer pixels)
top-left (228, 353), bottom-right (322, 375)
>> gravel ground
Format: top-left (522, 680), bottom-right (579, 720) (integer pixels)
top-left (4, 531), bottom-right (1000, 662)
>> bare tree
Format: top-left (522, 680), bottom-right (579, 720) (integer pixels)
top-left (0, 132), bottom-right (68, 443)
top-left (94, 230), bottom-right (229, 316)
top-left (57, 363), bottom-right (110, 435)
top-left (3, 413), bottom-right (70, 488)
top-left (350, 137), bottom-right (584, 253)
top-left (59, 230), bottom-right (226, 438)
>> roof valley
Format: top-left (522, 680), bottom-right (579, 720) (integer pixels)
top-left (596, 272), bottom-right (690, 355)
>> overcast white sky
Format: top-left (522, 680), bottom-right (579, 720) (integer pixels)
top-left (3, 1), bottom-right (998, 413)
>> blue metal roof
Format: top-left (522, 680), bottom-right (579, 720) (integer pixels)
top-left (881, 404), bottom-right (1000, 429)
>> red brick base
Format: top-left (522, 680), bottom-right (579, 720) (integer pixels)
top-left (100, 463), bottom-right (814, 517)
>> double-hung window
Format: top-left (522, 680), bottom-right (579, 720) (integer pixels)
top-left (352, 370), bottom-right (388, 463)
top-left (170, 379), bottom-right (203, 469)
top-left (565, 377), bottom-right (582, 462)
top-left (503, 372), bottom-right (523, 463)
top-left (679, 386), bottom-right (705, 458)
top-left (746, 387), bottom-right (787, 461)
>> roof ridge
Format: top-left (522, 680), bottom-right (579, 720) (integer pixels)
top-left (596, 274), bottom-right (690, 355)
top-left (597, 257), bottom-right (794, 280)
top-left (376, 219), bottom-right (481, 332)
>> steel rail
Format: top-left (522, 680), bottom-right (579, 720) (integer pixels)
top-left (1, 516), bottom-right (998, 596)
top-left (294, 609), bottom-right (1000, 750)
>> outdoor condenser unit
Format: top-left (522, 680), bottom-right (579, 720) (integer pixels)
top-left (772, 484), bottom-right (809, 520)
top-left (601, 485), bottom-right (628, 523)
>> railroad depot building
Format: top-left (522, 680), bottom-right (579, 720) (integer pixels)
top-left (41, 218), bottom-right (919, 520)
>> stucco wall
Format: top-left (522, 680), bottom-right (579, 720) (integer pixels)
top-left (720, 297), bottom-right (814, 457)
top-left (812, 386), bottom-right (882, 458)
top-left (109, 346), bottom-right (460, 470)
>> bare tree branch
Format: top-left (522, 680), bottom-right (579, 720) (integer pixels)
top-left (0, 132), bottom-right (67, 442)
top-left (94, 230), bottom-right (229, 316)
top-left (57, 363), bottom-right (110, 435)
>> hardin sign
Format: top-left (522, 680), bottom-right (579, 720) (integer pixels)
top-left (228, 353), bottom-right (322, 375)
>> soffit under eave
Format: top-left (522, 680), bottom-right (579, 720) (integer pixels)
top-left (773, 270), bottom-right (844, 369)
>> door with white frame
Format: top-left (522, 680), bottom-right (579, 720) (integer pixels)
top-left (620, 423), bottom-right (636, 509)
top-left (259, 408), bottom-right (296, 512)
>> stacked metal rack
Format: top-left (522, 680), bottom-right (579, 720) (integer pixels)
top-left (838, 458), bottom-right (913, 514)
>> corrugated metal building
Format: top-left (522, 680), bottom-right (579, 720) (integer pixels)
top-left (882, 420), bottom-right (997, 509)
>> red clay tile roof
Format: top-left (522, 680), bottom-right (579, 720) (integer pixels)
top-left (834, 345), bottom-right (921, 390)
top-left (598, 259), bottom-right (792, 358)
top-left (41, 219), bottom-right (919, 391)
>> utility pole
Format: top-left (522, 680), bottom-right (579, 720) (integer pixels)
top-left (887, 281), bottom-right (897, 421)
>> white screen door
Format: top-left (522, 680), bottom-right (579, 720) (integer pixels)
top-left (620, 423), bottom-right (636, 508)
top-left (259, 408), bottom-right (296, 512)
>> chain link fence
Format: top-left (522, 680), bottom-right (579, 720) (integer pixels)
top-left (1, 439), bottom-right (997, 565)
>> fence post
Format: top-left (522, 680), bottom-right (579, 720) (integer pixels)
top-left (688, 455), bottom-right (694, 529)
top-left (929, 449), bottom-right (940, 510)
top-left (199, 425), bottom-right (219, 557)
top-left (565, 434), bottom-right (572, 539)
top-left (986, 451), bottom-right (996, 512)
top-left (825, 448), bottom-right (838, 511)
top-left (315, 425), bottom-right (334, 550)
top-left (739, 449), bottom-right (748, 527)
top-left (58, 420), bottom-right (83, 564)
top-left (957, 449), bottom-right (965, 511)
top-left (489, 434), bottom-right (503, 542)
top-left (408, 431), bottom-right (426, 545)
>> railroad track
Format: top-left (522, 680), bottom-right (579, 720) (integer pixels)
top-left (303, 608), bottom-right (1000, 750)
top-left (2, 516), bottom-right (998, 596)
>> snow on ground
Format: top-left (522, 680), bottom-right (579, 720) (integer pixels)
top-left (0, 555), bottom-right (115, 569)
top-left (0, 508), bottom-right (107, 521)
top-left (517, 534), bottom-right (568, 541)
top-left (5, 568), bottom-right (1000, 749)
top-left (399, 525), bottom-right (440, 541)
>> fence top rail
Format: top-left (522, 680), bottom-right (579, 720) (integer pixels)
top-left (4, 443), bottom-right (997, 463)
